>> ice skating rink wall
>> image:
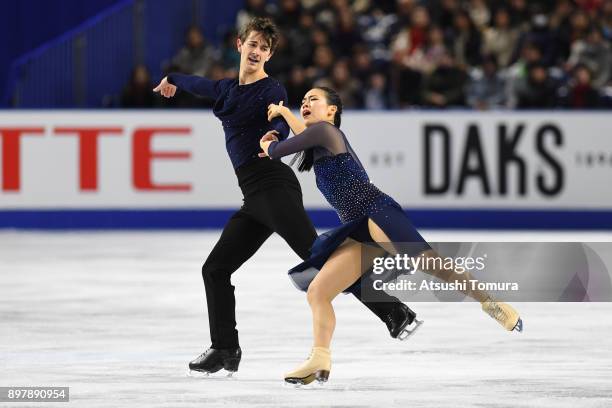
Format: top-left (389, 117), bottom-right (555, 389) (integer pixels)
top-left (1, 110), bottom-right (611, 229)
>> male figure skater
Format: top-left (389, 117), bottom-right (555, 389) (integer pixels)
top-left (153, 17), bottom-right (418, 375)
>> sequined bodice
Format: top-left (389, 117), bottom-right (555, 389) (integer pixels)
top-left (266, 121), bottom-right (400, 222)
top-left (314, 153), bottom-right (397, 223)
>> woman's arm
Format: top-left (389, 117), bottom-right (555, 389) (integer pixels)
top-left (265, 86), bottom-right (291, 140)
top-left (260, 122), bottom-right (338, 159)
top-left (268, 103), bottom-right (306, 135)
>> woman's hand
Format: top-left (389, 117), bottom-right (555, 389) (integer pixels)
top-left (259, 130), bottom-right (279, 158)
top-left (267, 101), bottom-right (287, 122)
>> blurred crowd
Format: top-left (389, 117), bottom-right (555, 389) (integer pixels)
top-left (121, 0), bottom-right (612, 110)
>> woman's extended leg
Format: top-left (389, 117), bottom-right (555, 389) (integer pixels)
top-left (368, 218), bottom-right (489, 302)
top-left (366, 217), bottom-right (522, 331)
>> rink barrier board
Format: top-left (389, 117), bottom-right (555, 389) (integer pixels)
top-left (0, 209), bottom-right (611, 230)
top-left (2, 111), bottom-right (612, 230)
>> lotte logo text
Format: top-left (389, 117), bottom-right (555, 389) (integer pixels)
top-left (0, 127), bottom-right (192, 192)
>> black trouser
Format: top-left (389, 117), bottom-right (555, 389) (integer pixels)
top-left (202, 159), bottom-right (401, 348)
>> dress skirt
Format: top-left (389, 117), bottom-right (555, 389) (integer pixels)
top-left (288, 202), bottom-right (431, 292)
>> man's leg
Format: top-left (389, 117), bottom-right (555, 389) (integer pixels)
top-left (202, 208), bottom-right (272, 349)
top-left (253, 186), bottom-right (408, 326)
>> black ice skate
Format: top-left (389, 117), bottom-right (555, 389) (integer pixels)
top-left (385, 303), bottom-right (423, 340)
top-left (188, 347), bottom-right (242, 377)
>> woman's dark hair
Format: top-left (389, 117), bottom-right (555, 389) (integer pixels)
top-left (291, 86), bottom-right (343, 172)
top-left (316, 86), bottom-right (343, 127)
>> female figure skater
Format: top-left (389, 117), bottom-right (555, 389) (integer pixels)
top-left (260, 87), bottom-right (523, 385)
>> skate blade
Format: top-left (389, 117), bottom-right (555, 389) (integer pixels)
top-left (397, 319), bottom-right (424, 341)
top-left (284, 374), bottom-right (328, 388)
top-left (285, 369), bottom-right (329, 386)
top-left (187, 369), bottom-right (236, 379)
top-left (512, 318), bottom-right (523, 333)
top-left (187, 369), bottom-right (210, 378)
top-left (284, 373), bottom-right (316, 386)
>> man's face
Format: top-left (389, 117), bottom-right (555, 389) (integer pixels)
top-left (237, 31), bottom-right (273, 74)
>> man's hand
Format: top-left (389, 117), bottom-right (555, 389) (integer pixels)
top-left (259, 130), bottom-right (279, 158)
top-left (267, 101), bottom-right (287, 122)
top-left (153, 77), bottom-right (177, 98)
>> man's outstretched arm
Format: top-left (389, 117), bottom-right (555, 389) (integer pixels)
top-left (153, 74), bottom-right (222, 99)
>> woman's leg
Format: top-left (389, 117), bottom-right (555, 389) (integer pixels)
top-left (367, 216), bottom-right (522, 331)
top-left (307, 238), bottom-right (381, 348)
top-left (367, 218), bottom-right (489, 303)
top-left (285, 238), bottom-right (380, 383)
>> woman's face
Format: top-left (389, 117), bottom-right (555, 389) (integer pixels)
top-left (300, 89), bottom-right (337, 127)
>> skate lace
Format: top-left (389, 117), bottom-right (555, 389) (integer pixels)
top-left (198, 349), bottom-right (213, 360)
top-left (485, 302), bottom-right (507, 322)
top-left (384, 312), bottom-right (395, 329)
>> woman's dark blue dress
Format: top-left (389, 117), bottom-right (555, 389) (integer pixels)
top-left (267, 121), bottom-right (430, 291)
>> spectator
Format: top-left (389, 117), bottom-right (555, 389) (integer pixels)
top-left (285, 12), bottom-right (316, 67)
top-left (508, 0), bottom-right (530, 30)
top-left (513, 10), bottom-right (559, 66)
top-left (561, 64), bottom-right (602, 108)
top-left (506, 42), bottom-right (544, 108)
top-left (367, 0), bottom-right (397, 15)
top-left (402, 25), bottom-right (447, 75)
top-left (219, 30), bottom-right (240, 76)
top-left (516, 63), bottom-right (558, 108)
top-left (603, 0), bottom-right (612, 41)
top-left (332, 7), bottom-right (362, 57)
top-left (352, 45), bottom-right (375, 84)
top-left (450, 10), bottom-right (483, 67)
top-left (364, 72), bottom-right (391, 109)
top-left (264, 35), bottom-right (293, 82)
top-left (468, 0), bottom-right (491, 30)
top-left (423, 52), bottom-right (468, 108)
top-left (236, 0), bottom-right (271, 32)
top-left (483, 8), bottom-right (520, 67)
top-left (307, 45), bottom-right (334, 83)
top-left (208, 62), bottom-right (227, 81)
top-left (315, 59), bottom-right (362, 108)
top-left (549, 0), bottom-right (576, 62)
top-left (391, 5), bottom-right (430, 60)
top-left (569, 10), bottom-right (592, 44)
top-left (391, 5), bottom-right (431, 106)
top-left (388, 0), bottom-right (416, 40)
top-left (273, 0), bottom-right (302, 29)
top-left (428, 0), bottom-right (459, 33)
top-left (575, 0), bottom-right (604, 18)
top-left (121, 64), bottom-right (156, 108)
top-left (310, 25), bottom-right (331, 50)
top-left (286, 66), bottom-right (312, 108)
top-left (567, 26), bottom-right (612, 87)
top-left (467, 56), bottom-right (507, 110)
top-left (171, 26), bottom-right (217, 77)
top-left (358, 6), bottom-right (398, 63)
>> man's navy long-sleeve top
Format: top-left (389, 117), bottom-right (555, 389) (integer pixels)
top-left (167, 73), bottom-right (290, 169)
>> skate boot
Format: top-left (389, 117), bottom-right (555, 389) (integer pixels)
top-left (385, 303), bottom-right (424, 340)
top-left (481, 299), bottom-right (523, 332)
top-left (284, 346), bottom-right (331, 385)
top-left (188, 347), bottom-right (242, 376)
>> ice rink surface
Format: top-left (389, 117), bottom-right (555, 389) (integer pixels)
top-left (1, 230), bottom-right (612, 408)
